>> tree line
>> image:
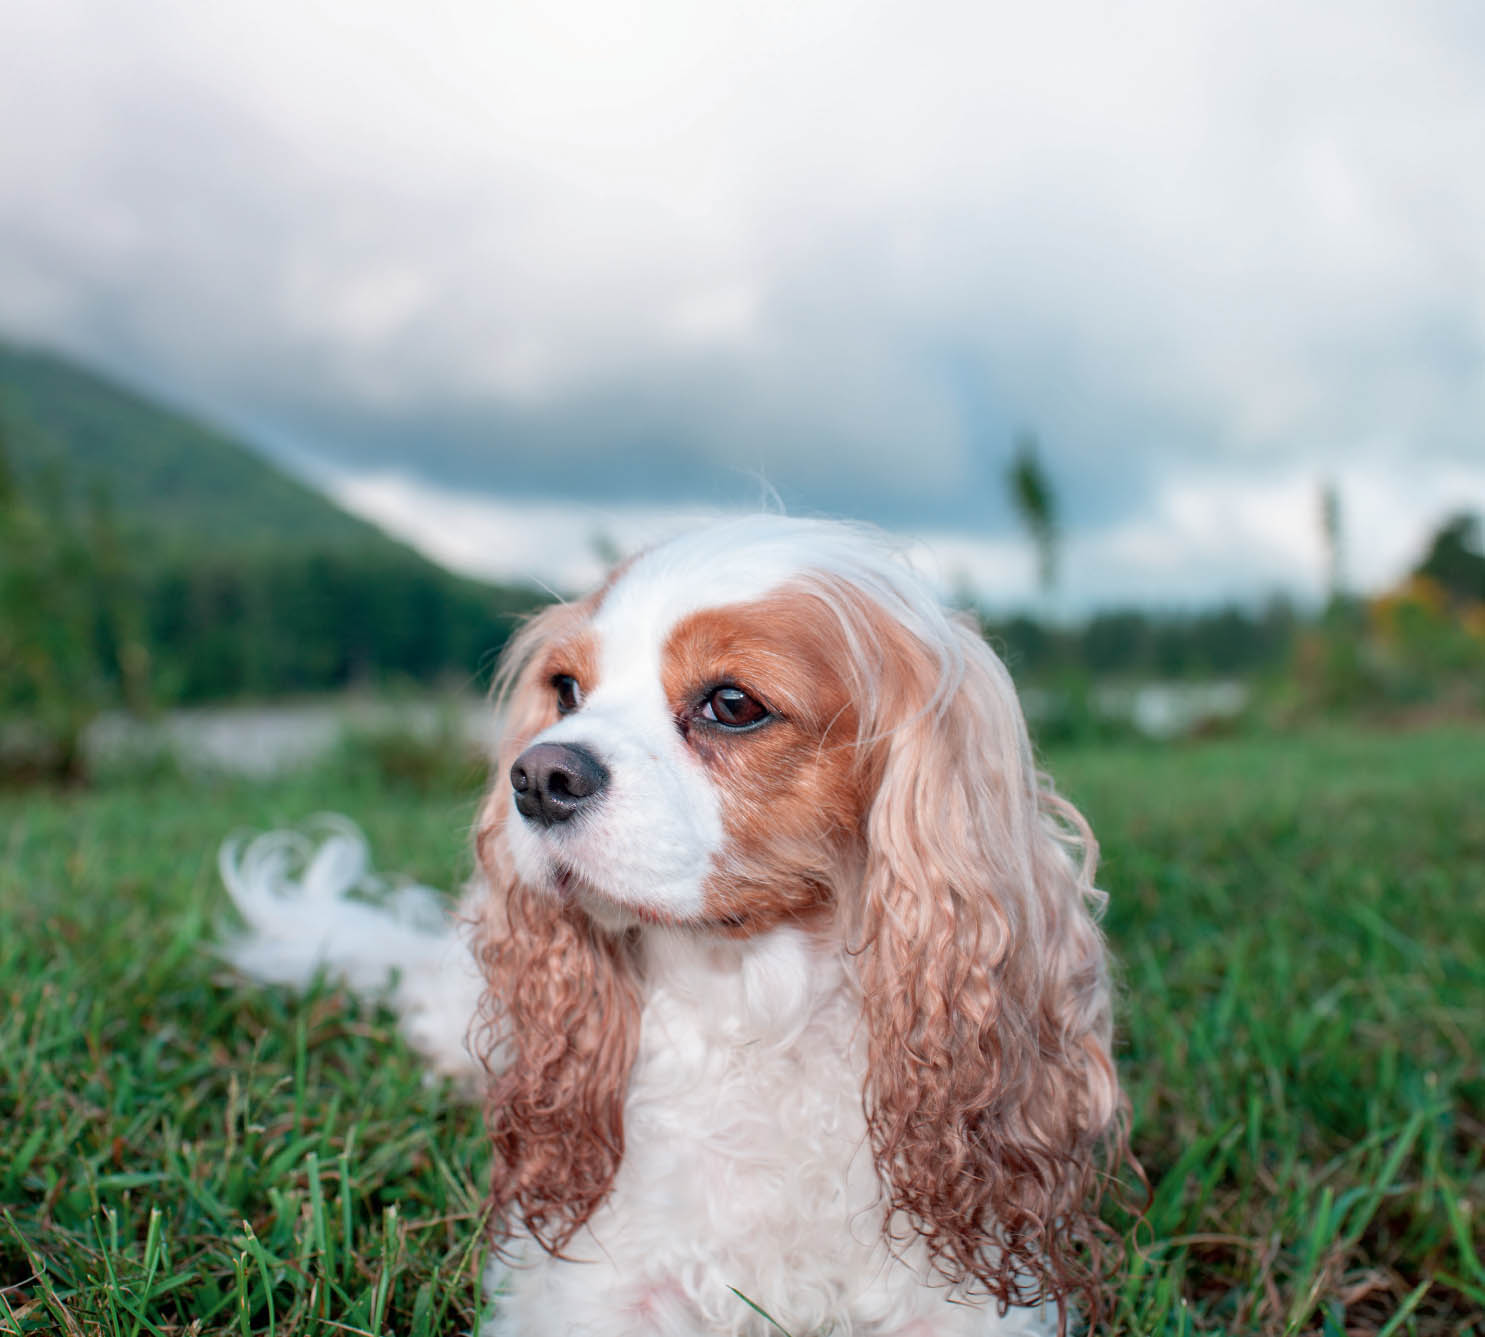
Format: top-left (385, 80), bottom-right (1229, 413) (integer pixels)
top-left (0, 434), bottom-right (538, 778)
top-left (5, 420), bottom-right (1481, 782)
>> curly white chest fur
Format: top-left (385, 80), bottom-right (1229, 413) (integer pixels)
top-left (483, 927), bottom-right (1057, 1337)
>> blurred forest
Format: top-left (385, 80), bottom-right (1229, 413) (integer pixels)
top-left (0, 342), bottom-right (539, 779)
top-left (988, 436), bottom-right (1485, 736)
top-left (2, 340), bottom-right (1483, 782)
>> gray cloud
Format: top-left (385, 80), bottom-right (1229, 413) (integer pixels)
top-left (2, 0), bottom-right (1483, 596)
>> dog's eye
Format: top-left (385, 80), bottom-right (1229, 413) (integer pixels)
top-left (552, 674), bottom-right (582, 714)
top-left (701, 685), bottom-right (770, 730)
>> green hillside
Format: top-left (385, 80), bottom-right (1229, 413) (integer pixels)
top-left (0, 340), bottom-right (398, 553)
top-left (0, 339), bottom-right (543, 755)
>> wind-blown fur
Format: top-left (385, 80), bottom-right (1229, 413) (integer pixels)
top-left (218, 816), bottom-right (484, 1081)
top-left (220, 515), bottom-right (1132, 1336)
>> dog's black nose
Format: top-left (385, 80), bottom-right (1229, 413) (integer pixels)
top-left (510, 742), bottom-right (609, 826)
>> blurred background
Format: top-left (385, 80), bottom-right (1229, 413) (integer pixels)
top-left (2, 0), bottom-right (1483, 780)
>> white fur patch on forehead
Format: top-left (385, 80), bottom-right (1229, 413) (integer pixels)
top-left (597, 516), bottom-right (937, 637)
top-left (593, 515), bottom-right (972, 709)
top-left (594, 516), bottom-right (829, 639)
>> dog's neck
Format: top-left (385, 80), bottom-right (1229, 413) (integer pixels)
top-left (635, 921), bottom-right (850, 1050)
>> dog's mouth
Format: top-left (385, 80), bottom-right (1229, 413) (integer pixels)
top-left (549, 860), bottom-right (755, 937)
top-left (549, 860), bottom-right (694, 931)
top-left (550, 860), bottom-right (614, 903)
top-left (550, 860), bottom-right (641, 925)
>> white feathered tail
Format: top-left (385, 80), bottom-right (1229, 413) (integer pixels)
top-left (218, 816), bottom-right (485, 1082)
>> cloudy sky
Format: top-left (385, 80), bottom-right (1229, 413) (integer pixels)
top-left (2, 0), bottom-right (1483, 608)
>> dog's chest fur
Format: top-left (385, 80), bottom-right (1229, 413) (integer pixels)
top-left (483, 926), bottom-right (1056, 1337)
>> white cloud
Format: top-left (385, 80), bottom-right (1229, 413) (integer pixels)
top-left (1, 0), bottom-right (1483, 601)
top-left (326, 463), bottom-right (1485, 613)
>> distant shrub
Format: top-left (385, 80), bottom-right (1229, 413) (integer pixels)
top-left (1271, 514), bottom-right (1485, 723)
top-left (1368, 574), bottom-right (1485, 707)
top-left (329, 705), bottom-right (490, 795)
top-left (0, 434), bottom-right (153, 784)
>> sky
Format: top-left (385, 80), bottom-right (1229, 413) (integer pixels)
top-left (2, 0), bottom-right (1483, 609)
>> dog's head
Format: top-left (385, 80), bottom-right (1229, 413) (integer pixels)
top-left (473, 515), bottom-right (1126, 1315)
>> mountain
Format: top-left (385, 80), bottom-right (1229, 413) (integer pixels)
top-left (0, 339), bottom-right (392, 553)
top-left (0, 338), bottom-right (542, 706)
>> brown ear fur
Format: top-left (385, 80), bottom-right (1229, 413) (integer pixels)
top-left (847, 615), bottom-right (1129, 1322)
top-left (470, 603), bottom-right (642, 1255)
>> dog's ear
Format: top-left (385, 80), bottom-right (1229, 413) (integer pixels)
top-left (848, 617), bottom-right (1126, 1320)
top-left (471, 603), bottom-right (642, 1256)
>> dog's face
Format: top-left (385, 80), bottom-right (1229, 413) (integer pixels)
top-left (498, 530), bottom-right (902, 937)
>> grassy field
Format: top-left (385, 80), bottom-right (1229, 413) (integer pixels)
top-left (1, 725), bottom-right (1482, 1335)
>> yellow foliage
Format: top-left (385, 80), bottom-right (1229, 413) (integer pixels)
top-left (1369, 574), bottom-right (1480, 644)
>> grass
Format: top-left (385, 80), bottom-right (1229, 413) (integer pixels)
top-left (1, 725), bottom-right (1482, 1334)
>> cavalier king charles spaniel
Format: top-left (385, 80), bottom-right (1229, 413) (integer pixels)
top-left (221, 515), bottom-right (1129, 1337)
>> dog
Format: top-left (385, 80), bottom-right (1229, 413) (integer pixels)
top-left (221, 514), bottom-right (1129, 1336)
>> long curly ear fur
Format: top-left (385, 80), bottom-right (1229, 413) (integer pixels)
top-left (471, 603), bottom-right (643, 1256)
top-left (847, 614), bottom-right (1129, 1325)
